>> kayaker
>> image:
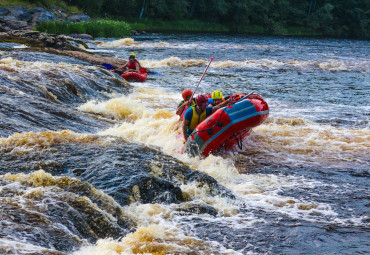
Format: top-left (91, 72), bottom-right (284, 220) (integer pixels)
top-left (183, 94), bottom-right (232, 141)
top-left (176, 89), bottom-right (196, 116)
top-left (117, 53), bottom-right (142, 73)
top-left (208, 90), bottom-right (225, 107)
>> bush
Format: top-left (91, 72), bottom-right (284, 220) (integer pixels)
top-left (129, 20), bottom-right (229, 33)
top-left (36, 20), bottom-right (131, 38)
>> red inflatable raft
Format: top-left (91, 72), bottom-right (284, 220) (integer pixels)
top-left (183, 93), bottom-right (269, 157)
top-left (121, 68), bottom-right (147, 82)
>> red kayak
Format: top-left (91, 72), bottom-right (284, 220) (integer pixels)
top-left (121, 68), bottom-right (147, 82)
top-left (183, 93), bottom-right (269, 157)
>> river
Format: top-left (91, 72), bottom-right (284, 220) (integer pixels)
top-left (0, 34), bottom-right (369, 254)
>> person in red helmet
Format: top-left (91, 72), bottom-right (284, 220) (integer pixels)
top-left (176, 89), bottom-right (196, 116)
top-left (183, 94), bottom-right (232, 141)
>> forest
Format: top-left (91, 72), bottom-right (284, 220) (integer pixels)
top-left (33, 0), bottom-right (370, 38)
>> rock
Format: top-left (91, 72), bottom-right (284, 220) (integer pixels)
top-left (9, 7), bottom-right (32, 22)
top-left (27, 7), bottom-right (46, 14)
top-left (10, 6), bottom-right (26, 11)
top-left (17, 30), bottom-right (41, 38)
top-left (0, 30), bottom-right (126, 66)
top-left (0, 140), bottom-right (234, 209)
top-left (175, 202), bottom-right (218, 216)
top-left (70, 33), bottom-right (93, 40)
top-left (0, 23), bottom-right (6, 32)
top-left (130, 176), bottom-right (184, 204)
top-left (131, 30), bottom-right (140, 36)
top-left (2, 15), bottom-right (16, 21)
top-left (0, 7), bottom-right (10, 16)
top-left (68, 14), bottom-right (90, 22)
top-left (32, 11), bottom-right (56, 23)
top-left (6, 20), bottom-right (28, 30)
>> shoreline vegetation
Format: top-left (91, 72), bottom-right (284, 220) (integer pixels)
top-left (2, 0), bottom-right (369, 39)
top-left (36, 20), bottom-right (131, 38)
top-left (35, 19), bottom-right (366, 40)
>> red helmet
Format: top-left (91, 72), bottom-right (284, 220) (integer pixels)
top-left (195, 94), bottom-right (208, 105)
top-left (182, 89), bottom-right (193, 100)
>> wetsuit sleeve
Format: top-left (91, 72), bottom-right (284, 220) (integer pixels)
top-left (177, 100), bottom-right (184, 108)
top-left (206, 107), bottom-right (213, 117)
top-left (184, 108), bottom-right (193, 121)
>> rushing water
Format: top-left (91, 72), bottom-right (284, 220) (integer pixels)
top-left (0, 34), bottom-right (369, 254)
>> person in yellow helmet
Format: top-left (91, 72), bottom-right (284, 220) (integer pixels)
top-left (208, 90), bottom-right (225, 107)
top-left (183, 94), bottom-right (232, 141)
top-left (117, 53), bottom-right (142, 73)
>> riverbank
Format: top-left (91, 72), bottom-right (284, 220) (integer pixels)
top-left (1, 0), bottom-right (369, 40)
top-left (0, 30), bottom-right (127, 66)
top-left (35, 19), bottom-right (369, 40)
top-left (0, 2), bottom-right (89, 32)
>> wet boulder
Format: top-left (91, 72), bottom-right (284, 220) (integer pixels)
top-left (128, 176), bottom-right (184, 204)
top-left (174, 201), bottom-right (218, 216)
top-left (0, 140), bottom-right (235, 207)
top-left (0, 176), bottom-right (133, 253)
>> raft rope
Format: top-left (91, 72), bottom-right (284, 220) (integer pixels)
top-left (233, 133), bottom-right (244, 150)
top-left (192, 108), bottom-right (225, 136)
top-left (191, 92), bottom-right (255, 137)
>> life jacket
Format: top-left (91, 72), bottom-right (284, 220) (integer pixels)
top-left (128, 60), bottom-right (140, 70)
top-left (208, 98), bottom-right (225, 107)
top-left (179, 99), bottom-right (196, 115)
top-left (188, 106), bottom-right (207, 132)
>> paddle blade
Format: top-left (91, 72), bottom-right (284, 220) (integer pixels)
top-left (180, 106), bottom-right (188, 120)
top-left (148, 71), bottom-right (163, 76)
top-left (102, 63), bottom-right (115, 69)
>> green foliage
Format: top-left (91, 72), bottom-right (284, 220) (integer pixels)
top-left (0, 0), bottom-right (79, 12)
top-left (130, 20), bottom-right (228, 33)
top-left (36, 20), bottom-right (131, 38)
top-left (4, 0), bottom-right (370, 38)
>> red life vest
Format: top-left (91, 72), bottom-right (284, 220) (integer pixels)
top-left (128, 60), bottom-right (139, 70)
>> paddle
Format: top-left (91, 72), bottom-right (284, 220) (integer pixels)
top-left (147, 70), bottom-right (163, 76)
top-left (102, 63), bottom-right (163, 75)
top-left (179, 57), bottom-right (214, 120)
top-left (102, 63), bottom-right (115, 70)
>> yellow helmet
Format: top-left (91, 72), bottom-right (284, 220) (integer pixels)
top-left (129, 53), bottom-right (136, 58)
top-left (211, 90), bottom-right (223, 100)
